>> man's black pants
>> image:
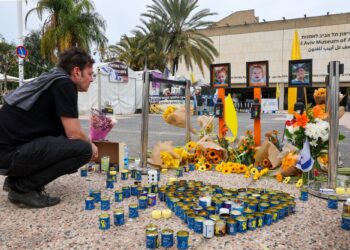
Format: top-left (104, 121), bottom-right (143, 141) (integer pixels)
top-left (0, 136), bottom-right (92, 193)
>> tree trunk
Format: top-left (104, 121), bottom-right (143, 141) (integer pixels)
top-left (4, 72), bottom-right (7, 91)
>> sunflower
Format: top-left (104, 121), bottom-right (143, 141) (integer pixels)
top-left (215, 163), bottom-right (223, 172)
top-left (239, 164), bottom-right (247, 173)
top-left (222, 166), bottom-right (231, 174)
top-left (204, 162), bottom-right (212, 170)
top-left (260, 168), bottom-right (269, 176)
top-left (262, 159), bottom-right (270, 168)
top-left (211, 156), bottom-right (220, 164)
top-left (162, 105), bottom-right (176, 120)
top-left (253, 172), bottom-right (260, 180)
top-left (198, 165), bottom-right (207, 172)
top-left (244, 171), bottom-right (251, 178)
top-left (283, 176), bottom-right (291, 184)
top-left (250, 168), bottom-right (258, 175)
top-left (208, 150), bottom-right (217, 159)
top-left (296, 179), bottom-right (303, 188)
top-left (195, 149), bottom-right (201, 159)
top-left (276, 173), bottom-right (283, 182)
top-left (186, 141), bottom-right (197, 150)
top-left (195, 163), bottom-right (201, 170)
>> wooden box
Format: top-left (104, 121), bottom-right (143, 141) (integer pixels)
top-left (93, 141), bottom-right (125, 171)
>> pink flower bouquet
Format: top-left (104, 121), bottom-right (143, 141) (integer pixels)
top-left (89, 109), bottom-right (116, 141)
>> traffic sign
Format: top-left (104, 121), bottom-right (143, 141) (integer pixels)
top-left (16, 45), bottom-right (28, 59)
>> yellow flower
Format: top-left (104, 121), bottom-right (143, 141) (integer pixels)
top-left (247, 164), bottom-right (253, 171)
top-left (173, 159), bottom-right (180, 168)
top-left (222, 166), bottom-right (231, 174)
top-left (162, 105), bottom-right (176, 120)
top-left (250, 168), bottom-right (258, 175)
top-left (296, 179), bottom-right (303, 188)
top-left (198, 165), bottom-right (206, 172)
top-left (185, 141), bottom-right (197, 150)
top-left (283, 176), bottom-right (291, 184)
top-left (238, 164), bottom-right (247, 173)
top-left (314, 88), bottom-right (326, 97)
top-left (244, 171), bottom-right (251, 178)
top-left (260, 168), bottom-right (269, 176)
top-left (253, 172), bottom-right (260, 180)
top-left (174, 147), bottom-right (185, 157)
top-left (204, 162), bottom-right (212, 170)
top-left (318, 155), bottom-right (328, 165)
top-left (215, 163), bottom-right (223, 172)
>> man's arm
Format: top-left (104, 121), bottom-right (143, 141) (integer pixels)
top-left (61, 116), bottom-right (98, 159)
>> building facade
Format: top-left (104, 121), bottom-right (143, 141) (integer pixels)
top-left (177, 10), bottom-right (350, 109)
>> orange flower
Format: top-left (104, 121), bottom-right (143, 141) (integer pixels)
top-left (276, 173), bottom-right (283, 182)
top-left (281, 152), bottom-right (298, 170)
top-left (312, 104), bottom-right (327, 120)
top-left (314, 88), bottom-right (326, 97)
top-left (293, 112), bottom-right (308, 128)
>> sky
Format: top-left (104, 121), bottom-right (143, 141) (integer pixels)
top-left (1, 0), bottom-right (350, 47)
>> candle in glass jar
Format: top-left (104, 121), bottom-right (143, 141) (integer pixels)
top-left (162, 209), bottom-right (172, 219)
top-left (151, 210), bottom-right (162, 219)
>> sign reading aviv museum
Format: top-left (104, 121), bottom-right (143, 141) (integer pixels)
top-left (177, 11), bottom-right (350, 85)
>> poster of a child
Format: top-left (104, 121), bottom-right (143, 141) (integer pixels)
top-left (247, 61), bottom-right (269, 87)
top-left (210, 63), bottom-right (231, 88)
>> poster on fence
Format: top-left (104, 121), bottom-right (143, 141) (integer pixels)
top-left (261, 99), bottom-right (278, 113)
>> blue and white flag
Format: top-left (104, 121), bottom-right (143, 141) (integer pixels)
top-left (295, 139), bottom-right (314, 172)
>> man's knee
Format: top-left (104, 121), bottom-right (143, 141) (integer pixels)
top-left (74, 140), bottom-right (92, 163)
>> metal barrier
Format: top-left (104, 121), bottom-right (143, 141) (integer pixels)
top-left (140, 71), bottom-right (191, 169)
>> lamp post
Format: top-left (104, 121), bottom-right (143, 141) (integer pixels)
top-left (17, 0), bottom-right (24, 86)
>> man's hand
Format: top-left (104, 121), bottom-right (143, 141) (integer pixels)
top-left (91, 142), bottom-right (98, 160)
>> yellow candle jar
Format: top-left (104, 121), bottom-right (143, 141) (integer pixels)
top-left (162, 209), bottom-right (172, 219)
top-left (168, 177), bottom-right (177, 184)
top-left (335, 187), bottom-right (346, 195)
top-left (151, 210), bottom-right (162, 219)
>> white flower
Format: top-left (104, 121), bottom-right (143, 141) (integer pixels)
top-left (305, 119), bottom-right (329, 143)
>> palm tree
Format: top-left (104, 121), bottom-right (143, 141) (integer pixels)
top-left (135, 19), bottom-right (169, 71)
top-left (109, 34), bottom-right (145, 71)
top-left (23, 30), bottom-right (55, 78)
top-left (25, 0), bottom-right (107, 62)
top-left (142, 0), bottom-right (218, 75)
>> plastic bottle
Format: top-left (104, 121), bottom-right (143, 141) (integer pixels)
top-left (124, 145), bottom-right (129, 169)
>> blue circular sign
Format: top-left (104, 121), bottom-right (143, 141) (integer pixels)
top-left (16, 45), bottom-right (28, 59)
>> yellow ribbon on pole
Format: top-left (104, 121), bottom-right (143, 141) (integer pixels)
top-left (288, 30), bottom-right (302, 113)
top-left (224, 94), bottom-right (238, 142)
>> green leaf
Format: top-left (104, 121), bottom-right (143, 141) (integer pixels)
top-left (339, 133), bottom-right (346, 141)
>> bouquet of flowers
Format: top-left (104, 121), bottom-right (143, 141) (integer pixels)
top-left (89, 109), bottom-right (116, 140)
top-left (162, 105), bottom-right (196, 134)
top-left (232, 130), bottom-right (256, 165)
top-left (285, 110), bottom-right (329, 159)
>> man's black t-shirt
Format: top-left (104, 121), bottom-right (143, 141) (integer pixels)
top-left (0, 78), bottom-right (78, 151)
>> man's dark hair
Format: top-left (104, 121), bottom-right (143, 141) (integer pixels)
top-left (57, 47), bottom-right (95, 75)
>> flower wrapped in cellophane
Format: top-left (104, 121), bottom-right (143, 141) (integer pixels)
top-left (162, 105), bottom-right (196, 133)
top-left (89, 109), bottom-right (116, 140)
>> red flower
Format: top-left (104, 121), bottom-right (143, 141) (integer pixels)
top-left (286, 120), bottom-right (293, 126)
top-left (314, 169), bottom-right (319, 177)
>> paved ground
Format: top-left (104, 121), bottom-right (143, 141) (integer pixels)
top-left (81, 112), bottom-right (350, 167)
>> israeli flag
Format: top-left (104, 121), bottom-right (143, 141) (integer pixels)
top-left (296, 139), bottom-right (314, 172)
